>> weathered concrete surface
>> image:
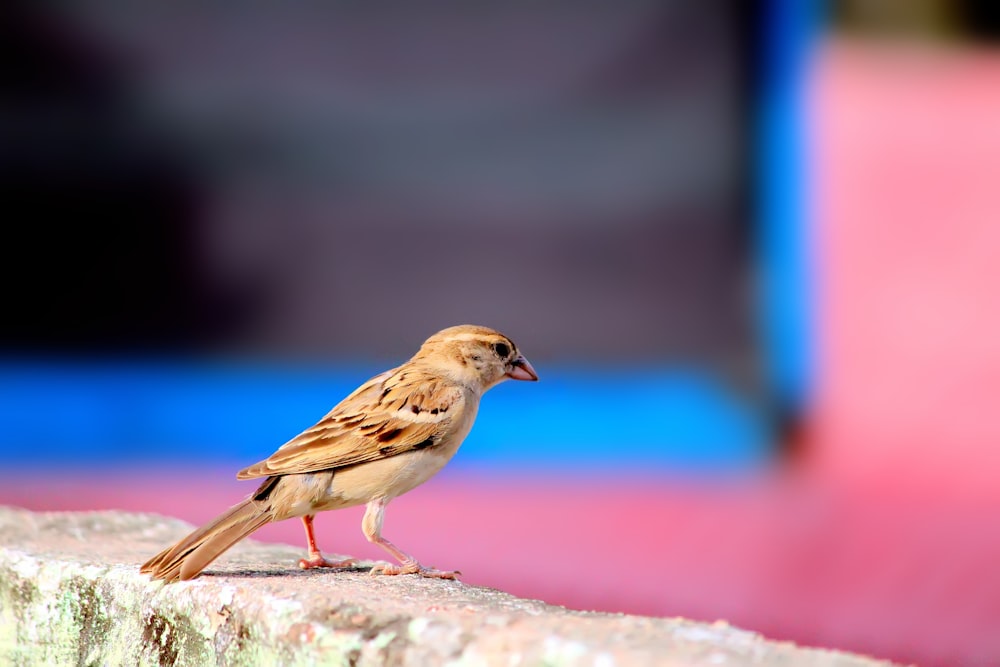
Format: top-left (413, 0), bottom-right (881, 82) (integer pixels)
top-left (0, 506), bottom-right (899, 667)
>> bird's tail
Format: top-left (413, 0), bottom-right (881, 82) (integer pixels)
top-left (141, 498), bottom-right (271, 582)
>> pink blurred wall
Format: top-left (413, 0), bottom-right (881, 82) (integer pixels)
top-left (811, 39), bottom-right (1000, 501)
top-left (804, 37), bottom-right (1000, 666)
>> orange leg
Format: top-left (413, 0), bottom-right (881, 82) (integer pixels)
top-left (297, 514), bottom-right (357, 570)
top-left (361, 498), bottom-right (460, 579)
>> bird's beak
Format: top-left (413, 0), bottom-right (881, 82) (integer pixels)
top-left (506, 354), bottom-right (539, 381)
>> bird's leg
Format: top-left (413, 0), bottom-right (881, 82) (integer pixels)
top-left (362, 498), bottom-right (460, 579)
top-left (297, 514), bottom-right (357, 570)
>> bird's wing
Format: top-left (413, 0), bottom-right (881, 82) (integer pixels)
top-left (236, 368), bottom-right (466, 479)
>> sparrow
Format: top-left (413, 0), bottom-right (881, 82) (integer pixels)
top-left (141, 325), bottom-right (538, 582)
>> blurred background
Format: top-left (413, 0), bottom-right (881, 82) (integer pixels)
top-left (2, 1), bottom-right (999, 665)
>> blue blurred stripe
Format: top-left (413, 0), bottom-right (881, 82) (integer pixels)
top-left (0, 362), bottom-right (770, 471)
top-left (757, 0), bottom-right (824, 411)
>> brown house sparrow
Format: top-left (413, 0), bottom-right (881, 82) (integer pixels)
top-left (141, 325), bottom-right (537, 582)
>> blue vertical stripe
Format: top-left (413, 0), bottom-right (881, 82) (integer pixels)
top-left (757, 0), bottom-right (824, 411)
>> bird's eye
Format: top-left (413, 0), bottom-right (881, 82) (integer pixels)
top-left (492, 342), bottom-right (510, 358)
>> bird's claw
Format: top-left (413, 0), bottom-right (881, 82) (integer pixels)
top-left (369, 561), bottom-right (461, 579)
top-left (298, 554), bottom-right (358, 570)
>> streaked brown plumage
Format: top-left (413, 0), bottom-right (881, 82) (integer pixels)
top-left (141, 325), bottom-right (537, 582)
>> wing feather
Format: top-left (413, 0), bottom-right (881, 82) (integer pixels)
top-left (236, 367), bottom-right (465, 479)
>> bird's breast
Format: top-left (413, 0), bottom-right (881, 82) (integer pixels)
top-left (322, 447), bottom-right (451, 506)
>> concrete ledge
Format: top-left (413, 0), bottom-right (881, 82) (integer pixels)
top-left (0, 506), bottom-right (896, 666)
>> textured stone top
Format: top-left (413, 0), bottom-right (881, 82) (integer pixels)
top-left (0, 506), bottom-right (897, 666)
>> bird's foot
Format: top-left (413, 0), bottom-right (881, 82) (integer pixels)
top-left (298, 552), bottom-right (358, 570)
top-left (369, 561), bottom-right (461, 579)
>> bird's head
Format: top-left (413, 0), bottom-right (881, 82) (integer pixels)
top-left (414, 324), bottom-right (538, 392)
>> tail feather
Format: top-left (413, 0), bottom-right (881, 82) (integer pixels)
top-left (141, 499), bottom-right (271, 582)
